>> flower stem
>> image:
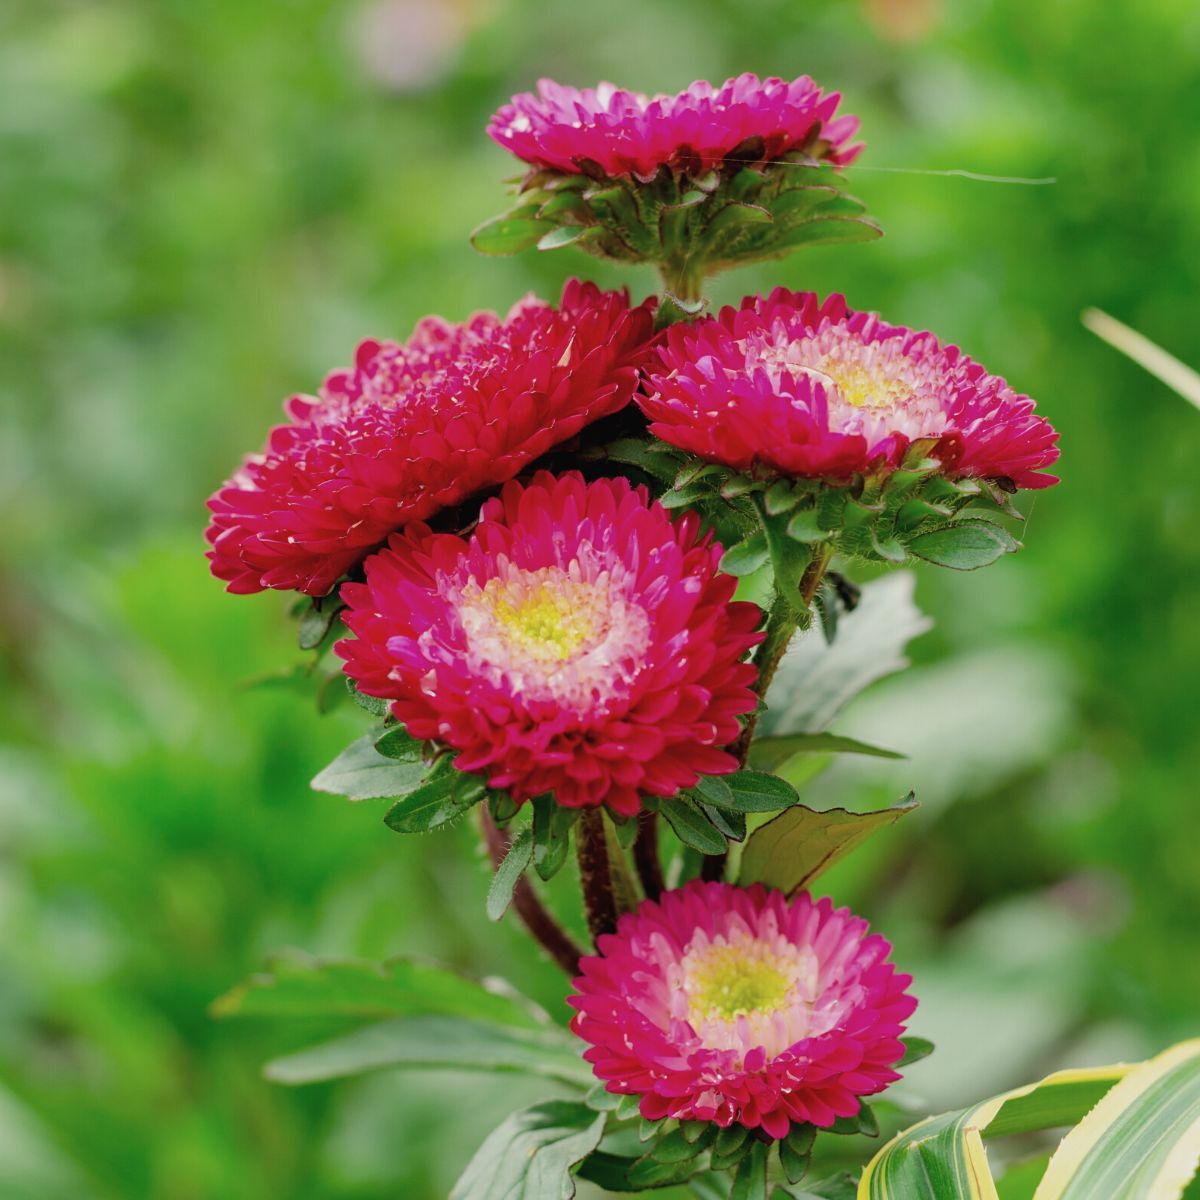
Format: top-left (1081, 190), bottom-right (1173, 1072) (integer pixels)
top-left (633, 813), bottom-right (664, 900)
top-left (479, 807), bottom-right (583, 976)
top-left (577, 808), bottom-right (619, 943)
top-left (701, 543), bottom-right (833, 881)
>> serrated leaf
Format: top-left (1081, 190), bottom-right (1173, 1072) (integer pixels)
top-left (470, 214), bottom-right (554, 255)
top-left (312, 734), bottom-right (426, 801)
top-left (383, 769), bottom-right (481, 833)
top-left (749, 733), bottom-right (904, 773)
top-left (659, 797), bottom-right (728, 854)
top-left (265, 1015), bottom-right (589, 1087)
top-left (721, 531), bottom-right (770, 576)
top-left (373, 724), bottom-right (423, 762)
top-left (450, 1100), bottom-right (605, 1200)
top-left (761, 573), bottom-right (932, 736)
top-left (210, 950), bottom-right (547, 1028)
top-left (908, 522), bottom-right (1012, 570)
top-left (738, 798), bottom-right (917, 895)
top-left (487, 826), bottom-right (534, 920)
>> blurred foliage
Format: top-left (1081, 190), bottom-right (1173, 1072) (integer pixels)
top-left (1, 0), bottom-right (1198, 1196)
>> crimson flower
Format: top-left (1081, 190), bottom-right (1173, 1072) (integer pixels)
top-left (336, 472), bottom-right (762, 815)
top-left (206, 280), bottom-right (655, 596)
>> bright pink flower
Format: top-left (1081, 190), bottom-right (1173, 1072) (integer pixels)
top-left (488, 75), bottom-right (862, 181)
top-left (639, 289), bottom-right (1060, 489)
top-left (336, 473), bottom-right (762, 816)
top-left (206, 281), bottom-right (655, 596)
top-left (569, 881), bottom-right (916, 1137)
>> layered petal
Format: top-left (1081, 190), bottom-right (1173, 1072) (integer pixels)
top-left (206, 280), bottom-right (656, 595)
top-left (488, 74), bottom-right (862, 179)
top-left (639, 288), bottom-right (1060, 490)
top-left (336, 472), bottom-right (762, 815)
top-left (569, 881), bottom-right (916, 1135)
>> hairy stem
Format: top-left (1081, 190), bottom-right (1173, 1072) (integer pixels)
top-left (480, 808), bottom-right (583, 976)
top-left (577, 808), bottom-right (619, 943)
top-left (633, 813), bottom-right (664, 900)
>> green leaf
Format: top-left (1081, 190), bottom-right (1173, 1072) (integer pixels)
top-left (532, 796), bottom-right (577, 881)
top-left (1034, 1039), bottom-right (1200, 1199)
top-left (761, 572), bottom-right (932, 736)
top-left (210, 950), bottom-right (547, 1028)
top-left (311, 734), bottom-right (426, 801)
top-left (739, 797), bottom-right (917, 895)
top-left (487, 826), bottom-right (534, 920)
top-left (721, 530), bottom-right (771, 576)
top-left (786, 506), bottom-right (827, 543)
top-left (537, 224), bottom-right (592, 251)
top-left (731, 1140), bottom-right (769, 1200)
top-left (265, 1015), bottom-right (589, 1087)
top-left (858, 1061), bottom-right (1132, 1199)
top-left (898, 1036), bottom-right (936, 1067)
top-left (470, 214), bottom-right (554, 255)
top-left (715, 769), bottom-right (801, 812)
top-left (908, 522), bottom-right (1013, 570)
top-left (780, 1135), bottom-right (811, 1184)
top-left (450, 1101), bottom-right (605, 1200)
top-left (659, 797), bottom-right (728, 854)
top-left (749, 733), bottom-right (904, 773)
top-left (701, 802), bottom-right (747, 842)
top-left (345, 676), bottom-right (390, 717)
top-left (383, 769), bottom-right (482, 833)
top-left (297, 598), bottom-right (344, 651)
top-left (373, 724), bottom-right (423, 762)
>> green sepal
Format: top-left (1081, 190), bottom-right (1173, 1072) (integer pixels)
top-left (345, 676), bottom-right (390, 718)
top-left (373, 724), bottom-right (423, 763)
top-left (531, 796), bottom-right (577, 881)
top-left (383, 768), bottom-right (485, 834)
top-left (297, 596), bottom-right (345, 651)
top-left (898, 1036), bottom-right (936, 1067)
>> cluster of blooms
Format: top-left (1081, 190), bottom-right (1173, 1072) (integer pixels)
top-left (208, 73), bottom-right (1059, 1148)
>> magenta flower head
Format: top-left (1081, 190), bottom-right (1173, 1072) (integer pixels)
top-left (475, 79), bottom-right (876, 291)
top-left (640, 289), bottom-right (1060, 490)
top-left (569, 881), bottom-right (916, 1138)
top-left (488, 74), bottom-right (862, 181)
top-left (336, 472), bottom-right (763, 816)
top-left (205, 280), bottom-right (655, 596)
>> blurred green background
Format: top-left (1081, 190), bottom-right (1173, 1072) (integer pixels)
top-left (2, 0), bottom-right (1198, 1196)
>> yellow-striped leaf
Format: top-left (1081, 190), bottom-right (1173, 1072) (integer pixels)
top-left (858, 1064), bottom-right (1131, 1200)
top-left (1034, 1039), bottom-right (1200, 1200)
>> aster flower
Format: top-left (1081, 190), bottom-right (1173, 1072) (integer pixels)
top-left (475, 77), bottom-right (876, 290)
top-left (640, 288), bottom-right (1060, 490)
top-left (569, 880), bottom-right (916, 1138)
top-left (488, 74), bottom-right (862, 181)
top-left (336, 472), bottom-right (762, 816)
top-left (205, 280), bottom-right (655, 596)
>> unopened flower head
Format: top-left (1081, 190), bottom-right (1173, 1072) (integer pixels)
top-left (639, 289), bottom-right (1060, 489)
top-left (570, 881), bottom-right (916, 1137)
top-left (336, 473), bottom-right (762, 815)
top-left (488, 74), bottom-right (862, 182)
top-left (205, 280), bottom-right (655, 596)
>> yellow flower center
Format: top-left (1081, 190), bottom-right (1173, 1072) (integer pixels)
top-left (483, 576), bottom-right (596, 663)
top-left (686, 944), bottom-right (794, 1021)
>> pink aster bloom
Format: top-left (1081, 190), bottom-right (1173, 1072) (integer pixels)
top-left (488, 74), bottom-right (862, 181)
top-left (639, 289), bottom-right (1060, 489)
top-left (569, 881), bottom-right (916, 1138)
top-left (205, 280), bottom-right (655, 596)
top-left (336, 472), bottom-right (762, 816)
